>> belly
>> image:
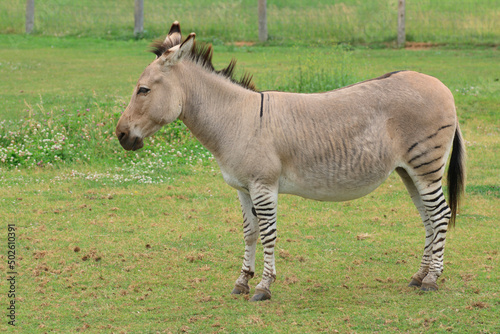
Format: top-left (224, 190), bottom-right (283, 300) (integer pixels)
top-left (278, 168), bottom-right (393, 202)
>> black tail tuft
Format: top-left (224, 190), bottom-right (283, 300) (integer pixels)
top-left (447, 124), bottom-right (466, 227)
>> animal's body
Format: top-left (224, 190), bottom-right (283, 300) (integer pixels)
top-left (219, 78), bottom-right (452, 203)
top-left (116, 22), bottom-right (465, 301)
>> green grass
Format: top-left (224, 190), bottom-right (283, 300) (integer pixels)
top-left (0, 30), bottom-right (499, 333)
top-left (1, 163), bottom-right (499, 332)
top-left (2, 35), bottom-right (499, 170)
top-left (1, 0), bottom-right (499, 46)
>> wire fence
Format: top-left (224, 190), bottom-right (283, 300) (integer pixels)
top-left (1, 0), bottom-right (498, 45)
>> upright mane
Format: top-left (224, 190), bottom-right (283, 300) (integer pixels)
top-left (149, 38), bottom-right (257, 92)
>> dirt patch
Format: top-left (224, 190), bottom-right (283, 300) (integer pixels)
top-left (405, 42), bottom-right (440, 50)
top-left (232, 41), bottom-right (256, 47)
top-left (466, 301), bottom-right (490, 309)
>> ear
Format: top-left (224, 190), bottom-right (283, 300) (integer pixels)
top-left (168, 21), bottom-right (181, 36)
top-left (161, 33), bottom-right (196, 65)
top-left (163, 21), bottom-right (182, 47)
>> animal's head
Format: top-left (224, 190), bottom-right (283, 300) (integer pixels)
top-left (116, 22), bottom-right (195, 151)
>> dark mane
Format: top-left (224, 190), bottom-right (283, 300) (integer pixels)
top-left (149, 39), bottom-right (174, 58)
top-left (149, 38), bottom-right (257, 92)
top-left (149, 22), bottom-right (182, 57)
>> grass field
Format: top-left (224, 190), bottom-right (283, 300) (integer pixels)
top-left (1, 5), bottom-right (499, 332)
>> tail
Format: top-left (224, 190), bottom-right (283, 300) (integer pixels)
top-left (447, 123), bottom-right (466, 227)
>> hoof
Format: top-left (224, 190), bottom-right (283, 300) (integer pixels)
top-left (408, 278), bottom-right (422, 288)
top-left (421, 281), bottom-right (438, 291)
top-left (250, 288), bottom-right (271, 302)
top-left (231, 283), bottom-right (250, 295)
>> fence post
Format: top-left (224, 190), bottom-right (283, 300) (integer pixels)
top-left (25, 0), bottom-right (35, 34)
top-left (397, 0), bottom-right (406, 48)
top-left (134, 0), bottom-right (144, 37)
top-left (258, 0), bottom-right (268, 42)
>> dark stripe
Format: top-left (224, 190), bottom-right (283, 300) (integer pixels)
top-left (242, 269), bottom-right (254, 277)
top-left (426, 132), bottom-right (438, 140)
top-left (428, 177), bottom-right (443, 186)
top-left (433, 230), bottom-right (447, 240)
top-left (408, 125), bottom-right (452, 155)
top-left (259, 221), bottom-right (274, 230)
top-left (422, 188), bottom-right (441, 196)
top-left (430, 205), bottom-right (450, 217)
top-left (438, 124), bottom-right (453, 131)
top-left (262, 235), bottom-right (277, 245)
top-left (434, 221), bottom-right (449, 231)
top-left (255, 206), bottom-right (274, 211)
top-left (259, 92), bottom-right (264, 118)
top-left (422, 187), bottom-right (442, 197)
top-left (253, 194), bottom-right (266, 201)
top-left (431, 211), bottom-right (451, 224)
top-left (422, 193), bottom-right (443, 203)
top-left (385, 70), bottom-right (404, 77)
top-left (425, 198), bottom-right (447, 210)
top-left (414, 157), bottom-right (441, 169)
top-left (407, 142), bottom-right (419, 153)
top-left (254, 197), bottom-right (272, 207)
top-left (409, 150), bottom-right (430, 164)
top-left (427, 124), bottom-right (454, 140)
top-left (261, 229), bottom-right (276, 239)
top-left (432, 246), bottom-right (444, 254)
top-left (330, 71), bottom-right (407, 94)
top-left (418, 164), bottom-right (445, 177)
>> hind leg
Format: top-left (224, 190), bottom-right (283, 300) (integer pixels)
top-left (419, 186), bottom-right (451, 291)
top-left (400, 121), bottom-right (457, 290)
top-left (397, 168), bottom-right (434, 288)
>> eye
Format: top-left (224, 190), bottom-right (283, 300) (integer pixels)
top-left (137, 86), bottom-right (150, 95)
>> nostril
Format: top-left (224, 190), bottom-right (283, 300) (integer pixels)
top-left (118, 132), bottom-right (127, 141)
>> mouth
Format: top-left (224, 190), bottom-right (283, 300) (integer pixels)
top-left (130, 137), bottom-right (144, 151)
top-left (117, 133), bottom-right (144, 151)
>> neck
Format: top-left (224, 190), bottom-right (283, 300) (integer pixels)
top-left (174, 62), bottom-right (259, 159)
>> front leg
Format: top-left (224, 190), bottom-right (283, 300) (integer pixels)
top-left (232, 191), bottom-right (259, 295)
top-left (250, 186), bottom-right (278, 301)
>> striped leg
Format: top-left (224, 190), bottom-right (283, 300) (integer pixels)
top-left (250, 185), bottom-right (278, 301)
top-left (396, 169), bottom-right (433, 287)
top-left (232, 191), bottom-right (259, 295)
top-left (420, 186), bottom-right (451, 291)
top-left (409, 216), bottom-right (434, 287)
top-left (403, 124), bottom-right (456, 290)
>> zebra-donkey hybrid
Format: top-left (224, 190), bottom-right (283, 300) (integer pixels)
top-left (116, 22), bottom-right (465, 302)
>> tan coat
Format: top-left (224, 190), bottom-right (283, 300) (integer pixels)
top-left (116, 22), bottom-right (465, 301)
